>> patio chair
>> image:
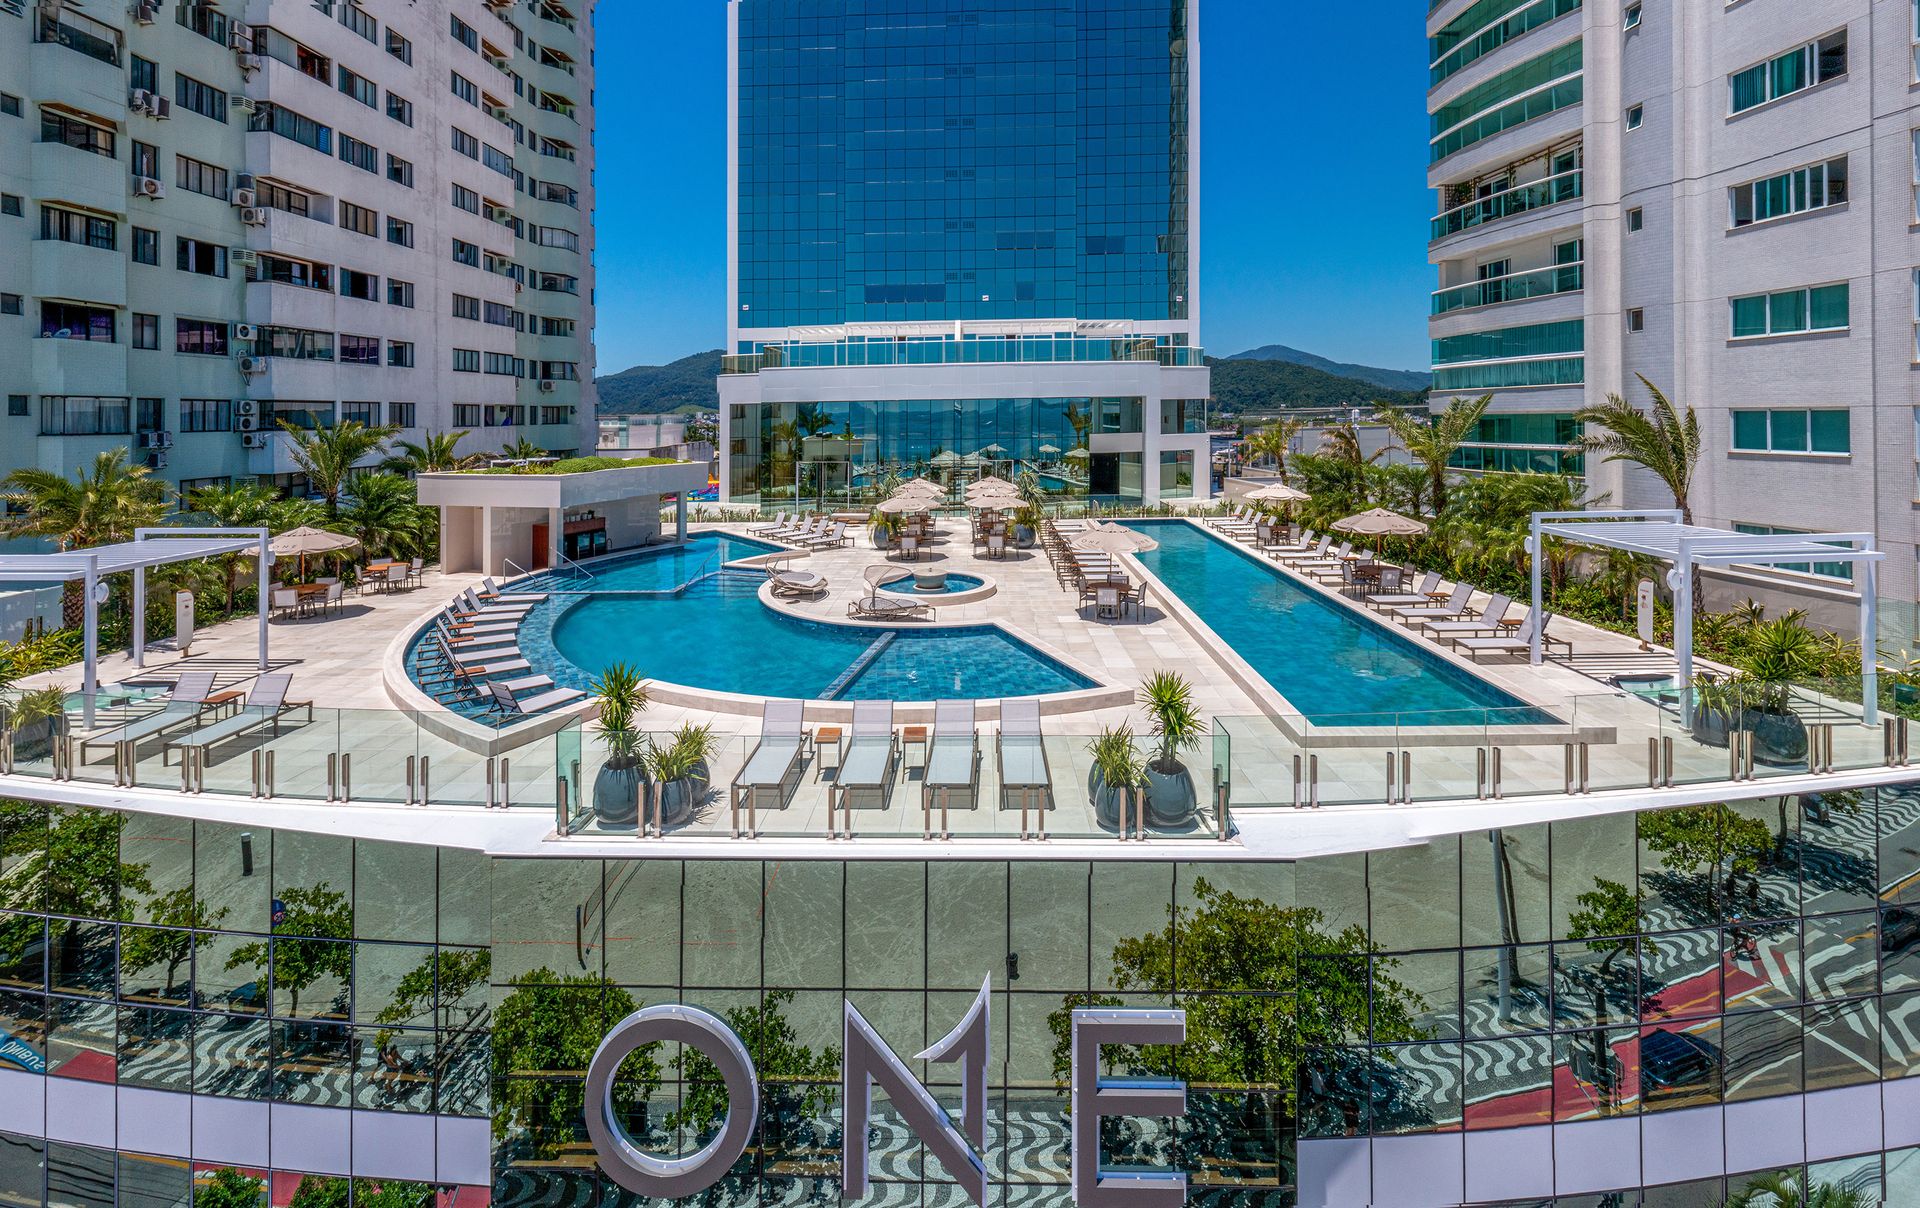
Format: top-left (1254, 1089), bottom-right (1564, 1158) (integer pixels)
top-left (922, 699), bottom-right (981, 821)
top-left (1273, 535), bottom-right (1332, 563)
top-left (1453, 611), bottom-right (1574, 661)
top-left (996, 699), bottom-right (1052, 830)
top-left (270, 587), bottom-right (303, 620)
top-left (484, 679), bottom-right (587, 717)
top-left (1391, 582), bottom-right (1473, 625)
top-left (1291, 541), bottom-right (1354, 574)
top-left (1423, 593), bottom-right (1514, 640)
top-left (730, 699), bottom-right (808, 825)
top-left (382, 564), bottom-right (410, 593)
top-left (777, 518), bottom-right (824, 545)
top-left (801, 521), bottom-right (848, 550)
top-left (407, 558), bottom-right (425, 588)
top-left (1365, 570), bottom-right (1442, 609)
top-left (769, 568), bottom-right (828, 599)
top-left (77, 669), bottom-right (219, 761)
top-left (323, 581), bottom-right (346, 616)
top-left (478, 577), bottom-right (545, 604)
top-left (835, 700), bottom-right (899, 821)
top-left (165, 672), bottom-right (312, 766)
top-left (985, 531), bottom-right (1007, 559)
top-left (419, 634), bottom-right (556, 697)
top-left (1260, 527), bottom-right (1315, 557)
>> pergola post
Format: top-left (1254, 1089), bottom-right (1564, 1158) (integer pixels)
top-left (1528, 515), bottom-right (1544, 666)
top-left (257, 531), bottom-right (272, 672)
top-left (131, 565), bottom-right (146, 669)
top-left (81, 555), bottom-right (98, 729)
top-left (1862, 552), bottom-right (1880, 726)
top-left (1672, 540), bottom-right (1694, 726)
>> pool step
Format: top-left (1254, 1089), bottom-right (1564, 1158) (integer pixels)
top-left (820, 632), bottom-right (896, 701)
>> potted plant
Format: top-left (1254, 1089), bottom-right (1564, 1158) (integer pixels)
top-left (1687, 677), bottom-right (1737, 749)
top-left (642, 722), bottom-right (718, 828)
top-left (1138, 671), bottom-right (1203, 826)
top-left (1011, 471), bottom-right (1045, 548)
top-left (8, 685), bottom-right (70, 763)
top-left (1738, 618), bottom-right (1817, 766)
top-left (1086, 724), bottom-right (1146, 831)
top-left (590, 664), bottom-right (652, 826)
top-left (869, 508), bottom-right (902, 551)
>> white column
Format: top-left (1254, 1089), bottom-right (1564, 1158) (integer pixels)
top-left (256, 533), bottom-right (271, 672)
top-left (481, 506), bottom-right (496, 578)
top-left (81, 558), bottom-right (98, 729)
top-left (548, 507), bottom-right (564, 570)
top-left (131, 566), bottom-right (146, 668)
top-left (1527, 518), bottom-right (1543, 665)
top-left (1673, 552), bottom-right (1694, 727)
top-left (676, 494), bottom-right (689, 543)
top-left (1141, 398), bottom-right (1164, 507)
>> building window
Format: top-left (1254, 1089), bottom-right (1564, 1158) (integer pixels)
top-left (340, 269), bottom-right (378, 301)
top-left (0, 295), bottom-right (20, 316)
top-left (341, 401), bottom-right (381, 426)
top-left (132, 313), bottom-right (158, 350)
top-left (39, 301), bottom-right (115, 342)
top-left (339, 334), bottom-right (380, 365)
top-left (337, 67), bottom-right (377, 109)
top-left (388, 343), bottom-right (415, 369)
top-left (1624, 4), bottom-right (1642, 30)
top-left (450, 15), bottom-right (479, 51)
top-left (451, 183), bottom-right (480, 213)
top-left (248, 103), bottom-right (331, 154)
top-left (136, 397), bottom-right (164, 433)
top-left (340, 202), bottom-right (378, 237)
top-left (1731, 523), bottom-right (1854, 580)
top-left (1732, 157), bottom-right (1847, 227)
top-left (175, 238), bottom-right (227, 278)
top-left (387, 218), bottom-right (414, 248)
top-left (1731, 408), bottom-right (1851, 454)
top-left (131, 140), bottom-right (158, 179)
top-left (255, 254), bottom-right (330, 291)
top-left (1627, 207), bottom-right (1643, 232)
top-left (132, 227), bottom-right (158, 264)
top-left (451, 72), bottom-right (478, 107)
top-left (1731, 32), bottom-right (1848, 114)
top-left (40, 110), bottom-right (114, 157)
top-left (1625, 104), bottom-right (1643, 130)
top-left (39, 396), bottom-right (130, 436)
top-left (6, 396), bottom-right (26, 417)
top-left (336, 2), bottom-right (377, 43)
top-left (452, 239), bottom-right (480, 268)
top-left (1730, 284), bottom-right (1850, 338)
top-left (451, 128), bottom-right (478, 159)
top-left (174, 74), bottom-right (227, 122)
top-left (258, 181), bottom-right (311, 218)
top-left (0, 95), bottom-right (20, 118)
top-left (387, 31), bottom-right (412, 64)
top-left (1, 194), bottom-right (19, 217)
top-left (387, 93), bottom-right (413, 126)
top-left (452, 294), bottom-right (480, 320)
top-left (452, 404), bottom-right (481, 426)
top-left (452, 348), bottom-right (481, 372)
top-left (338, 134), bottom-right (378, 174)
top-left (1626, 308), bottom-right (1644, 333)
top-left (389, 402), bottom-right (416, 427)
top-left (179, 399), bottom-right (232, 433)
top-left (175, 319), bottom-right (228, 356)
top-left (257, 326), bottom-right (334, 361)
top-left (174, 155), bottom-right (230, 201)
top-left (388, 280), bottom-right (415, 308)
top-left (387, 154), bottom-right (413, 187)
top-left (39, 206), bottom-right (115, 250)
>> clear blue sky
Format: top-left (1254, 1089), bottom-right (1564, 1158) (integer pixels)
top-left (591, 3), bottom-right (1432, 374)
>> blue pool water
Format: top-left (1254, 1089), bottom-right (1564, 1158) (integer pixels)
top-left (1121, 521), bottom-right (1555, 727)
top-left (879, 573), bottom-right (985, 596)
top-left (411, 534), bottom-right (1093, 714)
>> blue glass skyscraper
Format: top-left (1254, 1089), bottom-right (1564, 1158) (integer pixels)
top-left (719, 0), bottom-right (1210, 507)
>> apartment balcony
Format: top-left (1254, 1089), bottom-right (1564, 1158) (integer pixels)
top-left (32, 337), bottom-right (127, 398)
top-left (240, 207), bottom-right (337, 262)
top-left (243, 130), bottom-right (338, 194)
top-left (32, 241), bottom-right (126, 309)
top-left (1432, 262), bottom-right (1584, 317)
top-left (28, 25), bottom-right (126, 115)
top-left (1433, 170), bottom-right (1582, 242)
top-left (30, 143), bottom-right (126, 216)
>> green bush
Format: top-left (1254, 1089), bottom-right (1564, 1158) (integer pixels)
top-left (471, 455), bottom-right (680, 476)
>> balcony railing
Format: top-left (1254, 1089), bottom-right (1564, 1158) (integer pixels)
top-left (35, 10), bottom-right (120, 66)
top-left (1433, 168), bottom-right (1582, 240)
top-left (721, 336), bottom-right (1206, 375)
top-left (1432, 262), bottom-right (1584, 316)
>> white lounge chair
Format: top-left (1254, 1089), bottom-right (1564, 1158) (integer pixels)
top-left (78, 669), bottom-right (219, 760)
top-left (996, 699), bottom-right (1052, 827)
top-left (1274, 536), bottom-right (1332, 563)
top-left (731, 699), bottom-right (807, 820)
top-left (1392, 582), bottom-right (1472, 625)
top-left (801, 521), bottom-right (848, 550)
top-left (1424, 594), bottom-right (1514, 640)
top-left (165, 673), bottom-right (312, 765)
top-left (478, 577), bottom-right (546, 604)
top-left (923, 699), bottom-right (981, 818)
top-left (484, 679), bottom-right (586, 716)
top-left (748, 511), bottom-right (791, 535)
top-left (1453, 611), bottom-right (1574, 661)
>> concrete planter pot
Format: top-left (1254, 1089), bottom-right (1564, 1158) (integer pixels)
top-left (1142, 762), bottom-right (1197, 827)
top-left (654, 761), bottom-right (712, 828)
top-left (1087, 767), bottom-right (1128, 830)
top-left (593, 761), bottom-right (653, 826)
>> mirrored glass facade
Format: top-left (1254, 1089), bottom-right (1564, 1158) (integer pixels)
top-left (4, 785), bottom-right (1920, 1205)
top-left (735, 0), bottom-right (1192, 329)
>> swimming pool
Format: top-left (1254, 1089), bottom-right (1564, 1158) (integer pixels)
top-left (1121, 520), bottom-right (1556, 727)
top-left (879, 572), bottom-right (986, 596)
top-left (410, 534), bottom-right (1093, 717)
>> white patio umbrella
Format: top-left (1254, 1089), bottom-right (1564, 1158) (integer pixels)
top-left (1332, 508), bottom-right (1430, 538)
top-left (1071, 521), bottom-right (1160, 555)
top-left (1245, 482), bottom-right (1311, 504)
top-left (977, 444), bottom-right (1008, 458)
top-left (965, 475), bottom-right (1014, 495)
top-left (1064, 447), bottom-right (1090, 460)
top-left (965, 494), bottom-right (1020, 511)
top-left (1038, 444), bottom-right (1062, 456)
top-left (928, 450), bottom-right (966, 467)
top-left (876, 495), bottom-right (930, 514)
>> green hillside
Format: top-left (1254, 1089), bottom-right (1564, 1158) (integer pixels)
top-left (1206, 357), bottom-right (1429, 416)
top-left (595, 350), bottom-right (724, 415)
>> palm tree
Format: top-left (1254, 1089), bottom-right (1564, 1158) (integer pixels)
top-left (1726, 1170), bottom-right (1867, 1208)
top-left (0, 449), bottom-right (172, 625)
top-left (1245, 417), bottom-right (1306, 479)
top-left (499, 436), bottom-right (547, 461)
top-left (281, 420), bottom-right (398, 516)
top-left (188, 481), bottom-right (280, 615)
top-left (1378, 394), bottom-right (1491, 515)
top-left (339, 473), bottom-right (436, 562)
top-left (1575, 376), bottom-right (1701, 524)
top-left (383, 430), bottom-right (476, 475)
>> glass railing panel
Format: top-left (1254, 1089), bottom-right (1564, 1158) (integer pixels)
top-left (1433, 263), bottom-right (1584, 316)
top-left (416, 726), bottom-right (491, 807)
top-left (1432, 171), bottom-right (1582, 241)
top-left (555, 723), bottom-right (586, 831)
top-left (498, 724), bottom-right (564, 811)
top-left (345, 707), bottom-right (419, 804)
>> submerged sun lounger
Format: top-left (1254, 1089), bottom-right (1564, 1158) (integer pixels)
top-left (421, 635), bottom-right (555, 698)
top-left (922, 699), bottom-right (981, 823)
top-left (484, 679), bottom-right (587, 717)
top-left (996, 699), bottom-right (1052, 835)
top-left (477, 577), bottom-right (546, 604)
top-left (730, 699), bottom-right (808, 831)
top-left (77, 669), bottom-right (219, 761)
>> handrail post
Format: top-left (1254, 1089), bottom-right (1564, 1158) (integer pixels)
top-left (263, 751), bottom-right (273, 799)
top-left (1308, 754), bottom-right (1320, 809)
top-left (1491, 747), bottom-right (1503, 800)
top-left (1400, 751), bottom-right (1412, 804)
top-left (1291, 754), bottom-right (1302, 809)
top-left (498, 757), bottom-right (509, 809)
top-left (1216, 782), bottom-right (1231, 841)
top-left (1661, 737), bottom-right (1674, 788)
top-left (405, 755), bottom-right (416, 806)
top-left (555, 777), bottom-right (570, 837)
top-left (419, 755), bottom-right (429, 805)
top-left (1578, 742), bottom-right (1590, 793)
top-left (1478, 748), bottom-right (1489, 800)
top-left (1648, 737), bottom-right (1659, 789)
top-left (327, 753), bottom-right (338, 802)
top-left (485, 758), bottom-right (496, 809)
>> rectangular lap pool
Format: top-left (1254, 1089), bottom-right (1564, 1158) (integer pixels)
top-left (1121, 520), bottom-right (1557, 726)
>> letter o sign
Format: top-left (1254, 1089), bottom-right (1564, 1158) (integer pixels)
top-left (584, 1004), bottom-right (760, 1198)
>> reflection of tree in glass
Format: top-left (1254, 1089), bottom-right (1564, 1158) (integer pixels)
top-left (1726, 1170), bottom-right (1869, 1208)
top-left (1564, 878), bottom-right (1656, 1107)
top-left (287, 1176), bottom-right (433, 1208)
top-left (1044, 879), bottom-right (1428, 1151)
top-left (375, 947), bottom-right (492, 1040)
top-left (490, 970), bottom-right (649, 1162)
top-left (225, 884), bottom-right (351, 1018)
top-left (119, 887), bottom-right (230, 999)
top-left (0, 804), bottom-right (151, 920)
top-left (668, 988), bottom-right (839, 1207)
top-left (194, 1168), bottom-right (267, 1208)
top-left (1637, 804), bottom-right (1776, 922)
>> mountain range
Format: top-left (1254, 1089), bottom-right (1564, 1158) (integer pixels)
top-left (594, 345), bottom-right (1430, 417)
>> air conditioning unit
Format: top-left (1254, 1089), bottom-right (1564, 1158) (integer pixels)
top-left (152, 97), bottom-right (171, 120)
top-left (237, 399), bottom-right (260, 420)
top-left (158, 430), bottom-right (173, 449)
top-left (134, 176), bottom-right (164, 199)
top-left (229, 248), bottom-right (258, 268)
top-left (228, 94), bottom-right (255, 114)
top-left (242, 432), bottom-right (269, 449)
top-left (235, 52), bottom-right (262, 74)
top-left (132, 0), bottom-right (159, 25)
top-left (538, 379), bottom-right (557, 393)
top-left (235, 173), bottom-right (256, 192)
top-left (231, 188), bottom-right (256, 208)
top-left (232, 323), bottom-right (258, 342)
top-left (238, 357), bottom-right (267, 376)
top-left (240, 207), bottom-right (267, 227)
top-left (228, 22), bottom-right (252, 50)
top-left (238, 418), bottom-right (262, 435)
top-left (146, 451), bottom-right (168, 470)
top-left (129, 89), bottom-right (152, 114)
top-left (139, 431), bottom-right (161, 450)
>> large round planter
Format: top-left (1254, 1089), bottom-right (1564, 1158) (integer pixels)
top-left (1746, 709), bottom-right (1808, 767)
top-left (1688, 706), bottom-right (1733, 749)
top-left (1087, 768), bottom-right (1127, 830)
top-left (593, 761), bottom-right (652, 826)
top-left (655, 762), bottom-right (712, 828)
top-left (1142, 763), bottom-right (1197, 827)
top-left (11, 719), bottom-right (63, 764)
top-left (1014, 525), bottom-right (1037, 549)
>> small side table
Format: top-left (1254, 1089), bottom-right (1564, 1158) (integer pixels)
top-left (813, 726), bottom-right (843, 780)
top-left (901, 725), bottom-right (929, 771)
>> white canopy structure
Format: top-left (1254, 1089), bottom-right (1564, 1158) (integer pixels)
top-left (1528, 509), bottom-right (1882, 722)
top-left (0, 528), bottom-right (271, 724)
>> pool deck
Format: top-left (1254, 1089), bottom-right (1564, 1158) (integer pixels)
top-left (16, 517), bottom-right (1875, 846)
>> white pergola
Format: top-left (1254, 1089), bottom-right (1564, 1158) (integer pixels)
top-left (0, 528), bottom-right (271, 725)
top-left (1528, 509), bottom-right (1883, 722)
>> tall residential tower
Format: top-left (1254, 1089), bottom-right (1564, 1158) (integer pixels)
top-left (1427, 0), bottom-right (1915, 611)
top-left (2, 0), bottom-right (598, 499)
top-left (718, 0), bottom-right (1209, 509)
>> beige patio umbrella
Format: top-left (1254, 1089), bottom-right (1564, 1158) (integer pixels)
top-left (1038, 444), bottom-right (1062, 456)
top-left (892, 482), bottom-right (944, 502)
top-left (1245, 482), bottom-right (1311, 504)
top-left (965, 478), bottom-right (1015, 497)
top-left (876, 495), bottom-right (930, 514)
top-left (928, 450), bottom-right (966, 467)
top-left (1064, 447), bottom-right (1090, 460)
top-left (965, 493), bottom-right (1020, 511)
top-left (1070, 521), bottom-right (1160, 555)
top-left (271, 526), bottom-right (361, 581)
top-left (1332, 508), bottom-right (1430, 538)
